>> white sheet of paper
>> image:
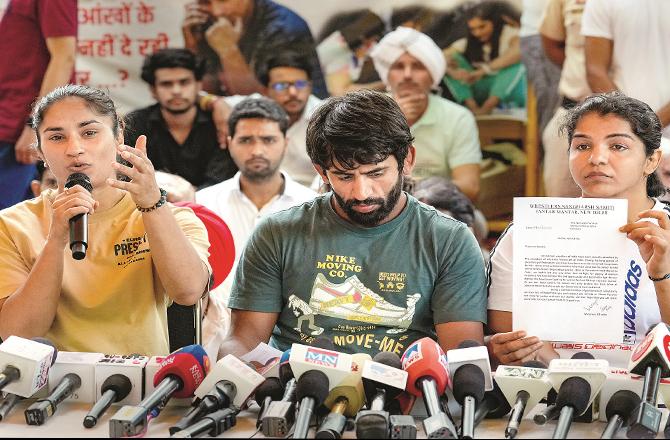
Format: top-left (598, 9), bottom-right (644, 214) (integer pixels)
top-left (512, 197), bottom-right (628, 343)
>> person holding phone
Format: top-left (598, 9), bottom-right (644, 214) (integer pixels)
top-left (0, 85), bottom-right (211, 356)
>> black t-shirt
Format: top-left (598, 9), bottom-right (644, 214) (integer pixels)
top-left (124, 104), bottom-right (237, 188)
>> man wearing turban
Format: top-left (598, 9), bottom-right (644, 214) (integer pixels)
top-left (371, 27), bottom-right (482, 202)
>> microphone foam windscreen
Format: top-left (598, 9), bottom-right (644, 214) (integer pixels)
top-left (153, 352), bottom-right (207, 398)
top-left (457, 340), bottom-right (482, 349)
top-left (571, 352), bottom-right (595, 360)
top-left (312, 337), bottom-right (335, 351)
top-left (373, 351), bottom-right (402, 370)
top-left (295, 370), bottom-right (329, 406)
top-left (255, 377), bottom-right (284, 405)
top-left (605, 390), bottom-right (641, 422)
top-left (65, 173), bottom-right (92, 192)
top-left (555, 376), bottom-right (591, 414)
top-left (175, 345), bottom-right (210, 372)
top-left (452, 364), bottom-right (485, 405)
top-left (484, 382), bottom-right (511, 418)
top-left (279, 349), bottom-right (293, 385)
top-left (522, 360), bottom-right (547, 369)
top-left (401, 337), bottom-right (449, 396)
top-left (102, 374), bottom-right (133, 401)
top-left (31, 338), bottom-right (58, 365)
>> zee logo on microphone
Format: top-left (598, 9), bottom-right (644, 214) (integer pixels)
top-left (305, 348), bottom-right (339, 368)
top-left (401, 342), bottom-right (422, 369)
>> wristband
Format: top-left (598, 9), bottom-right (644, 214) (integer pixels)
top-left (649, 272), bottom-right (670, 282)
top-left (137, 188), bottom-right (168, 213)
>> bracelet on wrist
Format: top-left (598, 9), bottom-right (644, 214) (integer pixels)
top-left (136, 188), bottom-right (168, 213)
top-left (649, 272), bottom-right (670, 282)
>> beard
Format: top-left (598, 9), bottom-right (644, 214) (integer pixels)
top-left (241, 158), bottom-right (280, 181)
top-left (332, 175), bottom-right (404, 227)
top-left (161, 97), bottom-right (196, 115)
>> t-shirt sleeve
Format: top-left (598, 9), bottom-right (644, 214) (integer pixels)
top-left (580, 0), bottom-right (612, 39)
top-left (170, 205), bottom-right (212, 276)
top-left (432, 220), bottom-right (487, 324)
top-left (540, 0), bottom-right (566, 42)
top-left (447, 108), bottom-right (482, 169)
top-left (228, 218), bottom-right (283, 312)
top-left (0, 220), bottom-right (30, 300)
top-left (487, 224), bottom-right (514, 312)
top-left (38, 0), bottom-right (77, 38)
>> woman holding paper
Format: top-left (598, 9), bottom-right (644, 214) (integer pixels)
top-left (486, 92), bottom-right (669, 367)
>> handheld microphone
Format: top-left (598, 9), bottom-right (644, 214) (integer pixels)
top-left (356, 352), bottom-right (408, 439)
top-left (25, 372), bottom-right (83, 425)
top-left (170, 379), bottom-right (237, 435)
top-left (533, 404), bottom-right (561, 425)
top-left (448, 340), bottom-right (491, 439)
top-left (316, 353), bottom-right (370, 439)
top-left (109, 345), bottom-right (209, 438)
top-left (170, 407), bottom-right (237, 438)
top-left (65, 172), bottom-right (92, 260)
top-left (46, 351), bottom-right (105, 404)
top-left (494, 360), bottom-right (551, 439)
top-left (472, 381), bottom-right (511, 427)
top-left (547, 356), bottom-right (609, 439)
top-left (262, 349), bottom-right (298, 437)
top-left (294, 369), bottom-right (330, 438)
top-left (600, 390), bottom-right (641, 439)
top-left (0, 393), bottom-right (23, 422)
top-left (84, 374), bottom-right (132, 428)
top-left (597, 368), bottom-right (644, 422)
top-left (83, 354), bottom-right (149, 428)
top-left (192, 354), bottom-right (264, 409)
top-left (254, 377), bottom-right (284, 428)
top-left (0, 336), bottom-right (57, 397)
top-left (401, 337), bottom-right (457, 439)
top-left (626, 323), bottom-right (670, 439)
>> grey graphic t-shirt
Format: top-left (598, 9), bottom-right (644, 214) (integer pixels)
top-left (229, 193), bottom-right (487, 356)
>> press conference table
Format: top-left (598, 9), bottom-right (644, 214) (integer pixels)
top-left (1, 401), bottom-right (667, 439)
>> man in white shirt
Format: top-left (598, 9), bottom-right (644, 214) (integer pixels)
top-left (196, 97), bottom-right (317, 308)
top-left (582, 0), bottom-right (670, 138)
top-left (209, 53), bottom-right (323, 187)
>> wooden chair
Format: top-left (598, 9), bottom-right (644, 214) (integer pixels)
top-left (475, 84), bottom-right (540, 233)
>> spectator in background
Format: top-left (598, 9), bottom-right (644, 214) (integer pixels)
top-left (370, 27), bottom-right (482, 201)
top-left (0, 0), bottom-right (76, 210)
top-left (124, 49), bottom-right (237, 202)
top-left (181, 0), bottom-right (328, 98)
top-left (519, 0), bottom-right (560, 134)
top-left (196, 98), bottom-right (316, 309)
top-left (582, 0), bottom-right (670, 139)
top-left (443, 1), bottom-right (526, 115)
top-left (30, 161), bottom-right (58, 197)
top-left (317, 10), bottom-right (385, 96)
top-left (540, 0), bottom-right (591, 197)
top-left (212, 53), bottom-right (323, 187)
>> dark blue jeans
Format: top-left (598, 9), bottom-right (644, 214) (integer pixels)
top-left (0, 141), bottom-right (37, 210)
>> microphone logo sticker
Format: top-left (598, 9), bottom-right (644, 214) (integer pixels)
top-left (305, 348), bottom-right (339, 368)
top-left (631, 331), bottom-right (655, 363)
top-left (664, 335), bottom-right (670, 363)
top-left (401, 342), bottom-right (422, 369)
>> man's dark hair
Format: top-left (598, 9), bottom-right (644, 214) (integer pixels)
top-left (413, 177), bottom-right (475, 226)
top-left (560, 91), bottom-right (665, 198)
top-left (306, 90), bottom-right (414, 171)
top-left (259, 52), bottom-right (312, 86)
top-left (140, 48), bottom-right (205, 85)
top-left (228, 97), bottom-right (290, 138)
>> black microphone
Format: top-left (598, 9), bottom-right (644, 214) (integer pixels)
top-left (65, 173), bottom-right (92, 260)
top-left (473, 381), bottom-right (511, 427)
top-left (169, 379), bottom-right (236, 435)
top-left (552, 377), bottom-right (591, 439)
top-left (261, 349), bottom-right (297, 437)
top-left (601, 390), bottom-right (640, 439)
top-left (356, 352), bottom-right (405, 439)
top-left (25, 372), bottom-right (82, 425)
top-left (451, 340), bottom-right (487, 439)
top-left (83, 374), bottom-right (132, 428)
top-left (254, 377), bottom-right (284, 428)
top-left (293, 370), bottom-right (330, 439)
top-left (170, 407), bottom-right (237, 438)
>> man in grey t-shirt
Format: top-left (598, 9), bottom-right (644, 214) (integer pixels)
top-left (219, 90), bottom-right (487, 358)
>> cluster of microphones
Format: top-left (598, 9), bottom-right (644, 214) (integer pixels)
top-left (3, 324), bottom-right (670, 438)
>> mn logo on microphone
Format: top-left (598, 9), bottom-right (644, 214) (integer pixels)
top-left (305, 348), bottom-right (339, 368)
